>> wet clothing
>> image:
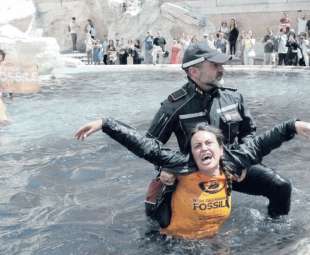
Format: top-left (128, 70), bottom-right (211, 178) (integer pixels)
top-left (146, 80), bottom-right (292, 219)
top-left (147, 80), bottom-right (256, 153)
top-left (160, 173), bottom-right (231, 239)
top-left (102, 118), bottom-right (296, 176)
top-left (101, 118), bottom-right (297, 237)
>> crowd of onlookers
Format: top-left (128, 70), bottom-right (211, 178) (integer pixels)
top-left (69, 11), bottom-right (310, 66)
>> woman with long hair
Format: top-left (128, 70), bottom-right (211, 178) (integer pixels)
top-left (75, 117), bottom-right (310, 239)
top-left (228, 18), bottom-right (239, 56)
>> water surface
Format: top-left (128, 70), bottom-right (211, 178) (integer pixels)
top-left (1, 68), bottom-right (310, 255)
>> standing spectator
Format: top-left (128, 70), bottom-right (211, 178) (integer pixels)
top-left (132, 39), bottom-right (142, 64)
top-left (180, 33), bottom-right (191, 52)
top-left (68, 17), bottom-right (80, 52)
top-left (93, 40), bottom-right (102, 65)
top-left (297, 12), bottom-right (307, 35)
top-left (115, 39), bottom-right (121, 65)
top-left (228, 18), bottom-right (239, 56)
top-left (153, 31), bottom-right (167, 64)
top-left (277, 28), bottom-right (288, 65)
top-left (219, 21), bottom-right (229, 39)
top-left (242, 30), bottom-right (256, 65)
top-left (263, 35), bottom-right (275, 65)
top-left (127, 39), bottom-right (134, 65)
top-left (263, 28), bottom-right (275, 65)
top-left (85, 19), bottom-right (96, 39)
top-left (102, 36), bottom-right (108, 65)
top-left (85, 33), bottom-right (94, 64)
top-left (152, 44), bottom-right (163, 65)
top-left (306, 16), bottom-right (310, 38)
top-left (299, 33), bottom-right (309, 66)
top-left (170, 39), bottom-right (182, 64)
top-left (107, 40), bottom-right (117, 65)
top-left (85, 19), bottom-right (91, 34)
top-left (202, 34), bottom-right (216, 49)
top-left (118, 38), bottom-right (128, 65)
top-left (143, 32), bottom-right (153, 64)
top-left (208, 34), bottom-right (216, 49)
top-left (286, 32), bottom-right (300, 66)
top-left (238, 30), bottom-right (246, 64)
top-left (214, 32), bottom-right (228, 54)
top-left (280, 12), bottom-right (291, 31)
top-left (90, 27), bottom-right (96, 39)
top-left (153, 31), bottom-right (167, 52)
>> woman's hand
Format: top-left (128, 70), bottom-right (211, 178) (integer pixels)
top-left (159, 170), bottom-right (176, 186)
top-left (295, 121), bottom-right (310, 139)
top-left (74, 119), bottom-right (103, 140)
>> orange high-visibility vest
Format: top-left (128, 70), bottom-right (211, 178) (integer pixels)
top-left (161, 172), bottom-right (231, 239)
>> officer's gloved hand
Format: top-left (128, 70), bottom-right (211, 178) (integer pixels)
top-left (159, 170), bottom-right (176, 186)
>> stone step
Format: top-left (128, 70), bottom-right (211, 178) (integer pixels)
top-left (62, 52), bottom-right (86, 59)
top-left (61, 52), bottom-right (263, 65)
top-left (62, 52), bottom-right (89, 63)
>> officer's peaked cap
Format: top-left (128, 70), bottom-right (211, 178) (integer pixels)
top-left (182, 42), bottom-right (232, 69)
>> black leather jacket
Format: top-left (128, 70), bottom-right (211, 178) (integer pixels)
top-left (102, 118), bottom-right (297, 176)
top-left (147, 80), bottom-right (256, 154)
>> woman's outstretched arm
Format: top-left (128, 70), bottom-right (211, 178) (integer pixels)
top-left (225, 119), bottom-right (310, 173)
top-left (74, 118), bottom-right (191, 174)
top-left (75, 118), bottom-right (310, 176)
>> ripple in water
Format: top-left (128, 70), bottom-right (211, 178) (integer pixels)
top-left (1, 69), bottom-right (310, 254)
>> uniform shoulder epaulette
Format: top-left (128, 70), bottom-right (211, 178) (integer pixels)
top-left (168, 88), bottom-right (187, 102)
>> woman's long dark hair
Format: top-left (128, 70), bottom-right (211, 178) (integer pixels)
top-left (189, 123), bottom-right (233, 198)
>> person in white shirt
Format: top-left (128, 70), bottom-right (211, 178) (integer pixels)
top-left (299, 34), bottom-right (309, 66)
top-left (277, 28), bottom-right (288, 65)
top-left (242, 30), bottom-right (256, 65)
top-left (297, 12), bottom-right (307, 36)
top-left (85, 33), bottom-right (94, 64)
top-left (68, 17), bottom-right (80, 51)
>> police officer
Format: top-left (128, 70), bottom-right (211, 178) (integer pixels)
top-left (145, 42), bottom-right (291, 225)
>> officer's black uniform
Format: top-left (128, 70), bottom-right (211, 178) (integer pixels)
top-left (146, 79), bottom-right (292, 224)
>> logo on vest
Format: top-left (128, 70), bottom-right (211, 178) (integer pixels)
top-left (193, 199), bottom-right (228, 210)
top-left (198, 180), bottom-right (224, 194)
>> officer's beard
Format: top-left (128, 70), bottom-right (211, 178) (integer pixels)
top-left (206, 73), bottom-right (225, 89)
top-left (191, 72), bottom-right (224, 91)
top-left (214, 77), bottom-right (224, 86)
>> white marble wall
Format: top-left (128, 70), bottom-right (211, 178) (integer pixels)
top-left (176, 0), bottom-right (310, 14)
top-left (8, 0), bottom-right (310, 51)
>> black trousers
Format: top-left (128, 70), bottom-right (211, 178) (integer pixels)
top-left (229, 40), bottom-right (237, 55)
top-left (145, 164), bottom-right (292, 228)
top-left (71, 33), bottom-right (77, 51)
top-left (103, 54), bottom-right (108, 65)
top-left (278, 53), bottom-right (287, 65)
top-left (232, 164), bottom-right (291, 218)
top-left (285, 53), bottom-right (298, 66)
